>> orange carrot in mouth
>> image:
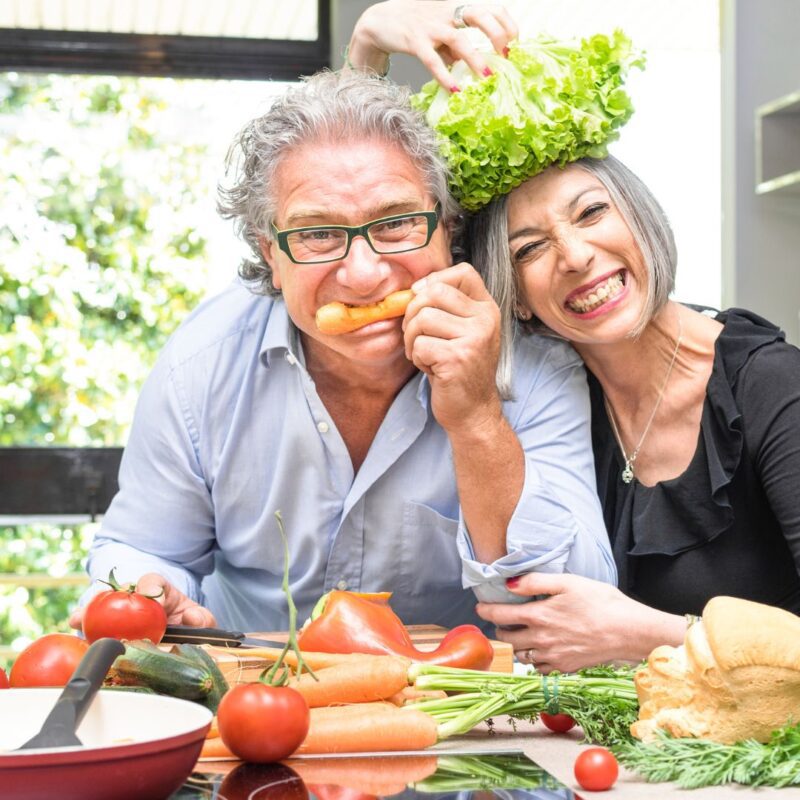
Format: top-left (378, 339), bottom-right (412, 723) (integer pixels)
top-left (316, 290), bottom-right (413, 335)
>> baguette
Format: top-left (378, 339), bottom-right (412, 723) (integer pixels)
top-left (316, 290), bottom-right (413, 335)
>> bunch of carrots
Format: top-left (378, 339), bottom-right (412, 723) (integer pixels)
top-left (200, 650), bottom-right (445, 759)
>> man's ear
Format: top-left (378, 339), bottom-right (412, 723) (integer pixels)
top-left (259, 237), bottom-right (281, 290)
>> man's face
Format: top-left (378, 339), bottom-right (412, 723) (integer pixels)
top-left (262, 138), bottom-right (452, 370)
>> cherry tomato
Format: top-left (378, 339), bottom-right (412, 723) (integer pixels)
top-left (219, 763), bottom-right (309, 800)
top-left (0, 666), bottom-right (9, 688)
top-left (540, 712), bottom-right (577, 733)
top-left (574, 747), bottom-right (619, 792)
top-left (9, 633), bottom-right (89, 687)
top-left (82, 571), bottom-right (167, 644)
top-left (218, 683), bottom-right (310, 763)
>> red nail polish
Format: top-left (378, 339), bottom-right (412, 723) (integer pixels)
top-left (449, 85), bottom-right (461, 94)
top-left (506, 576), bottom-right (520, 588)
top-left (502, 46), bottom-right (510, 58)
top-left (482, 67), bottom-right (493, 77)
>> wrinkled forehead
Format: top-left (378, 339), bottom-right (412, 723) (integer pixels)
top-left (274, 137), bottom-right (432, 225)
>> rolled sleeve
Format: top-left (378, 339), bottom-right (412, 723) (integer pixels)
top-left (459, 337), bottom-right (617, 602)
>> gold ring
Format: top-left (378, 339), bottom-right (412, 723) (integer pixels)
top-left (453, 5), bottom-right (470, 29)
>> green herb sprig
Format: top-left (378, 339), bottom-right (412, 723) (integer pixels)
top-left (614, 723), bottom-right (800, 788)
top-left (408, 662), bottom-right (639, 747)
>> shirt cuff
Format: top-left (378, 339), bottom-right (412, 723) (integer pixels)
top-left (83, 541), bottom-right (204, 606)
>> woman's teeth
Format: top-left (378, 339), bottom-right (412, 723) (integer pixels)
top-left (567, 272), bottom-right (625, 314)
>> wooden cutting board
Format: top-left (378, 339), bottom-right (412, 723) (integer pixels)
top-left (209, 625), bottom-right (513, 685)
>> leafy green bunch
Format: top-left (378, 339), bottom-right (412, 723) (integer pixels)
top-left (409, 662), bottom-right (639, 747)
top-left (412, 30), bottom-right (645, 211)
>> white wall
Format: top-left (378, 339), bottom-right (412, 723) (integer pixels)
top-left (722, 0), bottom-right (800, 344)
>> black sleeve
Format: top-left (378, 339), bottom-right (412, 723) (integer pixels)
top-left (739, 341), bottom-right (800, 574)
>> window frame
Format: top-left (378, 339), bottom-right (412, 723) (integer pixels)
top-left (0, 0), bottom-right (330, 80)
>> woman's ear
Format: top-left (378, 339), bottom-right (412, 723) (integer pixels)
top-left (515, 303), bottom-right (533, 321)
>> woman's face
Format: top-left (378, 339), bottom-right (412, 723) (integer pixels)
top-left (506, 164), bottom-right (647, 345)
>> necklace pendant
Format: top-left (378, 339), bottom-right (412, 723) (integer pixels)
top-left (621, 462), bottom-right (635, 484)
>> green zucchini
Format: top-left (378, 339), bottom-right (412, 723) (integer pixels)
top-left (110, 641), bottom-right (214, 701)
top-left (170, 644), bottom-right (229, 712)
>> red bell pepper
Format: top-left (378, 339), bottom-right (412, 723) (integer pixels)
top-left (297, 591), bottom-right (494, 671)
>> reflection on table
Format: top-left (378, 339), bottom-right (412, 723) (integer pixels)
top-left (170, 752), bottom-right (578, 800)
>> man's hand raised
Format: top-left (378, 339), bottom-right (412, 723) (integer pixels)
top-left (403, 262), bottom-right (503, 434)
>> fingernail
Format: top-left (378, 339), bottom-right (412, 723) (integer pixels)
top-left (506, 576), bottom-right (521, 588)
top-left (482, 67), bottom-right (493, 77)
top-left (502, 46), bottom-right (510, 58)
top-left (449, 85), bottom-right (461, 94)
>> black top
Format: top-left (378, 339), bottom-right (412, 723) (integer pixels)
top-left (588, 308), bottom-right (800, 615)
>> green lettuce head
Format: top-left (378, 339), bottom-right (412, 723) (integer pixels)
top-left (411, 30), bottom-right (645, 211)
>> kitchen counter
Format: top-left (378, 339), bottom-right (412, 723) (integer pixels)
top-left (190, 717), bottom-right (800, 799)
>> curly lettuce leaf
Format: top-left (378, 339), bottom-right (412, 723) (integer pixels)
top-left (411, 30), bottom-right (645, 211)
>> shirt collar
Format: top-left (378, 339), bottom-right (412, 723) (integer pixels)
top-left (260, 298), bottom-right (303, 367)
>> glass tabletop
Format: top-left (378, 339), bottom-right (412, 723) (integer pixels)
top-left (170, 751), bottom-right (580, 800)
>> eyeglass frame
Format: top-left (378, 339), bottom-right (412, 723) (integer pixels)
top-left (270, 202), bottom-right (442, 265)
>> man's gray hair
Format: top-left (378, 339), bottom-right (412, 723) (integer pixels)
top-left (218, 70), bottom-right (460, 295)
top-left (468, 155), bottom-right (677, 396)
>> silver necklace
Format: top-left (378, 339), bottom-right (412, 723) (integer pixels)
top-left (604, 312), bottom-right (683, 484)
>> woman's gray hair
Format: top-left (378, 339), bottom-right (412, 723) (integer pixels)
top-left (468, 155), bottom-right (678, 397)
top-left (218, 70), bottom-right (461, 295)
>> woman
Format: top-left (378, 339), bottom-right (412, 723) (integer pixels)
top-left (348, 1), bottom-right (800, 672)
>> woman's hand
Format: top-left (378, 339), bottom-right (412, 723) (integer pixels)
top-left (347, 0), bottom-right (518, 89)
top-left (476, 572), bottom-right (687, 673)
top-left (69, 572), bottom-right (217, 631)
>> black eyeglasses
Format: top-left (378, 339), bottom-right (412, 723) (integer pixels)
top-left (271, 203), bottom-right (441, 265)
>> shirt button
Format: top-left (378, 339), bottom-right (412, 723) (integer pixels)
top-left (336, 579), bottom-right (349, 590)
top-left (317, 421), bottom-right (329, 433)
top-left (285, 353), bottom-right (297, 365)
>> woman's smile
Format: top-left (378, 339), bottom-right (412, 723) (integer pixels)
top-left (564, 269), bottom-right (628, 317)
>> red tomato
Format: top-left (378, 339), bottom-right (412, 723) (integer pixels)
top-left (0, 666), bottom-right (9, 688)
top-left (574, 747), bottom-right (619, 792)
top-left (83, 584), bottom-right (167, 644)
top-left (9, 633), bottom-right (89, 687)
top-left (218, 683), bottom-right (310, 763)
top-left (540, 712), bottom-right (577, 733)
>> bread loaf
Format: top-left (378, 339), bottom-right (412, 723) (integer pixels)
top-left (631, 596), bottom-right (800, 744)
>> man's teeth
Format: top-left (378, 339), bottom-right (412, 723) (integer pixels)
top-left (567, 272), bottom-right (624, 313)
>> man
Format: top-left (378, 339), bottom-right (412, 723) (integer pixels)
top-left (70, 70), bottom-right (614, 635)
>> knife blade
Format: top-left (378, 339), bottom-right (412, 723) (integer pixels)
top-left (162, 624), bottom-right (289, 649)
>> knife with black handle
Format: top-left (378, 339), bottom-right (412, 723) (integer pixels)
top-left (162, 624), bottom-right (288, 648)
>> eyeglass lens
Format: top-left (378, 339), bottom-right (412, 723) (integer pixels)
top-left (286, 214), bottom-right (431, 262)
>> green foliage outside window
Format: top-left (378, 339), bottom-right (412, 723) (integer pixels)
top-left (0, 73), bottom-right (215, 667)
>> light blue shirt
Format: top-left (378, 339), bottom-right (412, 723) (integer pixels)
top-left (86, 282), bottom-right (615, 632)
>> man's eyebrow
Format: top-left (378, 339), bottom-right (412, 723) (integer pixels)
top-left (284, 199), bottom-right (428, 228)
